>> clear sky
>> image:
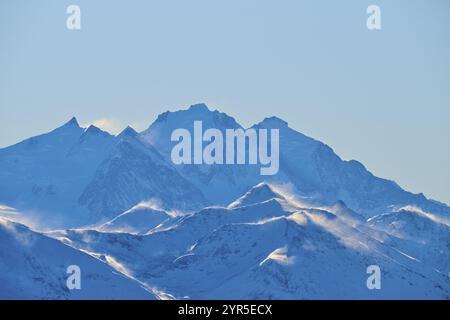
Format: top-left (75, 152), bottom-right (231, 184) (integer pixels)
top-left (1, 0), bottom-right (449, 204)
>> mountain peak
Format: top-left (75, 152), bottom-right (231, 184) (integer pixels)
top-left (252, 182), bottom-right (279, 195)
top-left (118, 126), bottom-right (138, 139)
top-left (50, 116), bottom-right (82, 135)
top-left (63, 116), bottom-right (80, 128)
top-left (188, 103), bottom-right (210, 112)
top-left (228, 183), bottom-right (285, 209)
top-left (79, 125), bottom-right (112, 141)
top-left (257, 116), bottom-right (288, 128)
top-left (150, 103), bottom-right (213, 126)
top-left (85, 124), bottom-right (103, 134)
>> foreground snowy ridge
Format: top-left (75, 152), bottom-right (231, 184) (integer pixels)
top-left (0, 218), bottom-right (156, 299)
top-left (0, 103), bottom-right (449, 299)
top-left (47, 183), bottom-right (449, 299)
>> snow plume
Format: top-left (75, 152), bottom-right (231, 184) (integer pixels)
top-left (0, 218), bottom-right (37, 247)
top-left (0, 206), bottom-right (49, 233)
top-left (128, 199), bottom-right (181, 217)
top-left (396, 205), bottom-right (450, 226)
top-left (304, 210), bottom-right (374, 253)
top-left (260, 246), bottom-right (295, 266)
top-left (105, 255), bottom-right (132, 276)
top-left (84, 118), bottom-right (124, 135)
top-left (287, 212), bottom-right (308, 225)
top-left (267, 182), bottom-right (314, 209)
top-left (0, 204), bottom-right (16, 215)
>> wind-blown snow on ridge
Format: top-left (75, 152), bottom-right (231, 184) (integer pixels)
top-left (228, 183), bottom-right (286, 209)
top-left (367, 207), bottom-right (450, 275)
top-left (98, 202), bottom-right (173, 234)
top-left (51, 185), bottom-right (450, 299)
top-left (0, 218), bottom-right (155, 299)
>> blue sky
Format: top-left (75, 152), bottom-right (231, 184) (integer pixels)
top-left (1, 0), bottom-right (449, 204)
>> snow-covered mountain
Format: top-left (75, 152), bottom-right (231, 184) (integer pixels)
top-left (78, 126), bottom-right (207, 220)
top-left (0, 103), bottom-right (449, 299)
top-left (50, 184), bottom-right (450, 299)
top-left (0, 218), bottom-right (155, 299)
top-left (1, 103), bottom-right (448, 228)
top-left (0, 118), bottom-right (116, 228)
top-left (227, 182), bottom-right (287, 209)
top-left (366, 206), bottom-right (450, 275)
top-left (253, 116), bottom-right (448, 219)
top-left (140, 103), bottom-right (262, 204)
top-left (0, 116), bottom-right (207, 228)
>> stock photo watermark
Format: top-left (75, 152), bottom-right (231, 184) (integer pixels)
top-left (64, 4), bottom-right (381, 31)
top-left (367, 5), bottom-right (382, 30)
top-left (66, 5), bottom-right (81, 30)
top-left (66, 265), bottom-right (81, 290)
top-left (170, 121), bottom-right (280, 176)
top-left (366, 265), bottom-right (382, 290)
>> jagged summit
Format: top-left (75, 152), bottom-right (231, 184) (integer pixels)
top-left (76, 125), bottom-right (113, 145)
top-left (83, 124), bottom-right (109, 136)
top-left (153, 103), bottom-right (212, 124)
top-left (118, 126), bottom-right (138, 139)
top-left (139, 103), bottom-right (242, 157)
top-left (49, 116), bottom-right (83, 136)
top-left (62, 116), bottom-right (80, 128)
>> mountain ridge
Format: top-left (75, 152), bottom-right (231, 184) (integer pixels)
top-left (49, 183), bottom-right (450, 299)
top-left (0, 103), bottom-right (448, 229)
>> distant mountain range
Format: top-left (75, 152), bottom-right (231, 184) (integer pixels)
top-left (0, 103), bottom-right (448, 299)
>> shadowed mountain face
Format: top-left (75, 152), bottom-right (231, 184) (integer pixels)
top-left (78, 131), bottom-right (207, 219)
top-left (0, 103), bottom-right (448, 230)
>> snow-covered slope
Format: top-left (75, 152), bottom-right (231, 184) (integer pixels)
top-left (0, 119), bottom-right (116, 228)
top-left (228, 182), bottom-right (286, 209)
top-left (367, 207), bottom-right (450, 275)
top-left (98, 202), bottom-right (172, 234)
top-left (0, 218), bottom-right (155, 299)
top-left (171, 212), bottom-right (448, 299)
top-left (253, 116), bottom-right (446, 218)
top-left (51, 184), bottom-right (450, 299)
top-left (78, 126), bottom-right (207, 219)
top-left (140, 103), bottom-right (450, 220)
